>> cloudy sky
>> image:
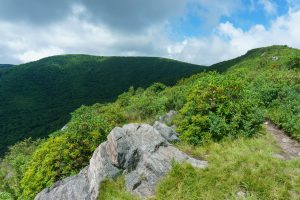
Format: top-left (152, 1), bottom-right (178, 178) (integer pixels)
top-left (0, 0), bottom-right (300, 65)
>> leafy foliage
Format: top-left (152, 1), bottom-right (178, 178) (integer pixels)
top-left (19, 103), bottom-right (127, 199)
top-left (267, 87), bottom-right (300, 139)
top-left (248, 68), bottom-right (300, 139)
top-left (176, 72), bottom-right (264, 145)
top-left (0, 139), bottom-right (41, 199)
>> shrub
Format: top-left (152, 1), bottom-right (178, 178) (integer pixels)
top-left (124, 83), bottom-right (169, 122)
top-left (0, 192), bottom-right (14, 200)
top-left (287, 57), bottom-right (300, 69)
top-left (267, 87), bottom-right (300, 139)
top-left (249, 69), bottom-right (300, 138)
top-left (0, 139), bottom-right (41, 199)
top-left (19, 104), bottom-right (124, 199)
top-left (176, 73), bottom-right (264, 145)
top-left (20, 130), bottom-right (104, 199)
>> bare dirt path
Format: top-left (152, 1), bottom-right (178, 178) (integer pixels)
top-left (265, 121), bottom-right (300, 160)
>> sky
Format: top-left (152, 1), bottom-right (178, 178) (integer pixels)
top-left (0, 0), bottom-right (300, 65)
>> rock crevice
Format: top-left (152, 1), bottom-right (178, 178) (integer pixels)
top-left (35, 122), bottom-right (207, 200)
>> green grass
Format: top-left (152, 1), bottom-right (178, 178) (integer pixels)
top-left (155, 131), bottom-right (300, 200)
top-left (94, 129), bottom-right (300, 200)
top-left (210, 45), bottom-right (300, 72)
top-left (98, 176), bottom-right (139, 200)
top-left (0, 55), bottom-right (205, 155)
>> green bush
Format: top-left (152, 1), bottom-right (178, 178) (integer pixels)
top-left (19, 131), bottom-right (103, 199)
top-left (267, 87), bottom-right (300, 139)
top-left (0, 139), bottom-right (41, 199)
top-left (248, 68), bottom-right (300, 138)
top-left (0, 192), bottom-right (14, 200)
top-left (19, 104), bottom-right (125, 199)
top-left (123, 83), bottom-right (169, 122)
top-left (176, 72), bottom-right (264, 145)
top-left (287, 57), bottom-right (300, 69)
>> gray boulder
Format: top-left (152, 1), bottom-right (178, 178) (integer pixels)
top-left (153, 121), bottom-right (179, 142)
top-left (35, 123), bottom-right (207, 200)
top-left (158, 110), bottom-right (177, 125)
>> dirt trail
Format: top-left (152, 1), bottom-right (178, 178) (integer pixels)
top-left (265, 121), bottom-right (300, 160)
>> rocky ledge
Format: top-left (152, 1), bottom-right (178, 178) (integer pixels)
top-left (35, 122), bottom-right (207, 200)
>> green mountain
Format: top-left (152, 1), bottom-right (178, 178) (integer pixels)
top-left (0, 64), bottom-right (14, 72)
top-left (0, 55), bottom-right (206, 155)
top-left (0, 45), bottom-right (299, 200)
top-left (210, 45), bottom-right (295, 71)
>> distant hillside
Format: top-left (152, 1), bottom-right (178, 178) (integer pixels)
top-left (210, 45), bottom-right (296, 71)
top-left (0, 55), bottom-right (206, 155)
top-left (0, 64), bottom-right (14, 70)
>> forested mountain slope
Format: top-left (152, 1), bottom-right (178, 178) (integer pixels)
top-left (0, 55), bottom-right (205, 155)
top-left (0, 65), bottom-right (14, 74)
top-left (0, 64), bottom-right (14, 68)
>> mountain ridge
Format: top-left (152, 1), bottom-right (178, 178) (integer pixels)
top-left (0, 64), bottom-right (14, 70)
top-left (0, 55), bottom-right (206, 155)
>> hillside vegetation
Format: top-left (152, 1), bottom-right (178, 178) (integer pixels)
top-left (0, 64), bottom-right (14, 68)
top-left (0, 56), bottom-right (205, 155)
top-left (0, 45), bottom-right (299, 200)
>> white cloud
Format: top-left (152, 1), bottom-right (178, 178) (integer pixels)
top-left (0, 15), bottom-right (170, 63)
top-left (259, 0), bottom-right (277, 14)
top-left (218, 9), bottom-right (300, 49)
top-left (0, 1), bottom-right (300, 66)
top-left (189, 0), bottom-right (243, 27)
top-left (287, 0), bottom-right (300, 10)
top-left (0, 0), bottom-right (246, 64)
top-left (16, 47), bottom-right (65, 63)
top-left (167, 36), bottom-right (232, 65)
top-left (166, 9), bottom-right (300, 65)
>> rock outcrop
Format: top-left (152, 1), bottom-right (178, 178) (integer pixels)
top-left (35, 122), bottom-right (207, 200)
top-left (158, 110), bottom-right (177, 125)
